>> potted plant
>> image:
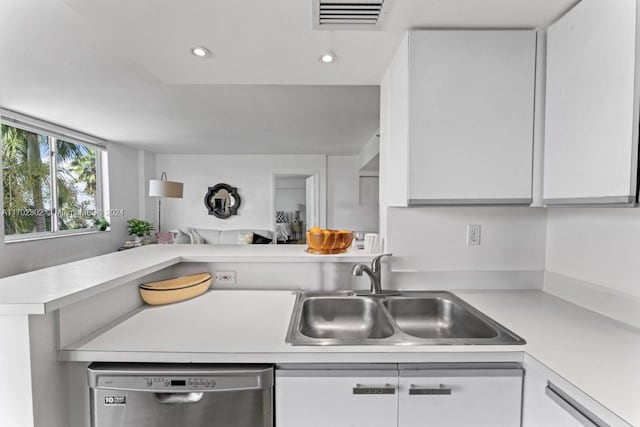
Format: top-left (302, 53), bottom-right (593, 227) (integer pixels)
top-left (127, 219), bottom-right (154, 243)
top-left (94, 216), bottom-right (110, 231)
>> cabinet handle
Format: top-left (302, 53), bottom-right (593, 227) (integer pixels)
top-left (408, 384), bottom-right (452, 395)
top-left (545, 382), bottom-right (608, 427)
top-left (352, 383), bottom-right (396, 395)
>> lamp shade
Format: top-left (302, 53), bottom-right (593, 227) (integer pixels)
top-left (149, 180), bottom-right (183, 198)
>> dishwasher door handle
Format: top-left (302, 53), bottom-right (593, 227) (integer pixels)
top-left (154, 392), bottom-right (204, 404)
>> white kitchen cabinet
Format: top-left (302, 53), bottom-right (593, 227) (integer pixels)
top-left (522, 364), bottom-right (590, 427)
top-left (522, 357), bottom-right (629, 427)
top-left (544, 0), bottom-right (640, 205)
top-left (380, 30), bottom-right (536, 206)
top-left (276, 364), bottom-right (524, 427)
top-left (275, 367), bottom-right (398, 427)
top-left (398, 366), bottom-right (523, 427)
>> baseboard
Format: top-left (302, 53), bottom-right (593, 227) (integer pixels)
top-left (544, 271), bottom-right (640, 329)
top-left (388, 270), bottom-right (544, 291)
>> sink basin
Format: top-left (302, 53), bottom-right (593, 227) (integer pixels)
top-left (285, 291), bottom-right (525, 346)
top-left (299, 297), bottom-right (394, 339)
top-left (383, 297), bottom-right (498, 339)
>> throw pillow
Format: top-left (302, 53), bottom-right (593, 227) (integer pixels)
top-left (252, 233), bottom-right (273, 244)
top-left (238, 232), bottom-right (254, 245)
top-left (174, 229), bottom-right (191, 244)
top-left (177, 227), bottom-right (206, 244)
top-left (190, 229), bottom-right (206, 244)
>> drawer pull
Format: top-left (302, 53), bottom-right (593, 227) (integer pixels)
top-left (352, 384), bottom-right (396, 395)
top-left (545, 382), bottom-right (608, 427)
top-left (409, 384), bottom-right (452, 395)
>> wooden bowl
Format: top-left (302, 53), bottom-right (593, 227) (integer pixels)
top-left (307, 229), bottom-right (353, 254)
top-left (139, 272), bottom-right (212, 305)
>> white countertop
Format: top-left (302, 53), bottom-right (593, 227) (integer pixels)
top-left (61, 289), bottom-right (640, 425)
top-left (0, 245), bottom-right (377, 314)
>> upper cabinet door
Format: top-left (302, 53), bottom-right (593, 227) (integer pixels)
top-left (408, 31), bottom-right (537, 204)
top-left (380, 30), bottom-right (537, 207)
top-left (544, 0), bottom-right (639, 205)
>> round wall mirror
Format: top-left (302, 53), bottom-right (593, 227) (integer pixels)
top-left (204, 184), bottom-right (241, 219)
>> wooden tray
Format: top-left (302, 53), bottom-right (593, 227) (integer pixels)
top-left (139, 272), bottom-right (212, 305)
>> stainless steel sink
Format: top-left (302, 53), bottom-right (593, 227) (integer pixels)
top-left (299, 297), bottom-right (394, 340)
top-left (383, 297), bottom-right (498, 339)
top-left (286, 291), bottom-right (525, 346)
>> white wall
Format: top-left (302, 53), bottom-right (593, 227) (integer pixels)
top-left (0, 142), bottom-right (141, 278)
top-left (546, 208), bottom-right (640, 298)
top-left (275, 177), bottom-right (307, 213)
top-left (358, 132), bottom-right (379, 170)
top-left (387, 207), bottom-right (547, 271)
top-left (385, 207), bottom-right (547, 289)
top-left (327, 155), bottom-right (378, 232)
top-left (155, 154), bottom-right (327, 231)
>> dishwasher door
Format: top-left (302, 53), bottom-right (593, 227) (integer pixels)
top-left (88, 363), bottom-right (273, 427)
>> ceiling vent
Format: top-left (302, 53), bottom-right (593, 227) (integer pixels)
top-left (313, 0), bottom-right (394, 30)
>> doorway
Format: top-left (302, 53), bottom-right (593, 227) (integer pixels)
top-left (273, 173), bottom-right (319, 244)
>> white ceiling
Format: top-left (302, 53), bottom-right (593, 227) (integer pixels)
top-left (0, 0), bottom-right (577, 154)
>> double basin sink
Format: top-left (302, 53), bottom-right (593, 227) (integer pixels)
top-left (286, 291), bottom-right (525, 346)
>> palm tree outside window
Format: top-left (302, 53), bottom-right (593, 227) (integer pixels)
top-left (1, 122), bottom-right (105, 239)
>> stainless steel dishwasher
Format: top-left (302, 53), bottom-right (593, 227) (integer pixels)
top-left (88, 363), bottom-right (273, 427)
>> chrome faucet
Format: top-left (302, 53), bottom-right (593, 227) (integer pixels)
top-left (351, 253), bottom-right (393, 295)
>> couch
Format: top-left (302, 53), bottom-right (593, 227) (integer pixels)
top-left (174, 227), bottom-right (274, 244)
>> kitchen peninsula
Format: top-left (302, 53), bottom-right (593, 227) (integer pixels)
top-left (0, 245), bottom-right (638, 426)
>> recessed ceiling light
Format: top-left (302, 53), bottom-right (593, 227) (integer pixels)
top-left (191, 47), bottom-right (211, 58)
top-left (320, 52), bottom-right (336, 64)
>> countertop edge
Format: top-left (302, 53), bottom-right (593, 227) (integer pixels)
top-left (58, 349), bottom-right (526, 364)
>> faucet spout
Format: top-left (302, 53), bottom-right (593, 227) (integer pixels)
top-left (351, 254), bottom-right (392, 295)
top-left (351, 264), bottom-right (381, 294)
top-left (350, 263), bottom-right (365, 276)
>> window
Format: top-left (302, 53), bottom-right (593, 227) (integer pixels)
top-left (1, 113), bottom-right (107, 241)
top-left (56, 139), bottom-right (99, 231)
top-left (1, 126), bottom-right (52, 235)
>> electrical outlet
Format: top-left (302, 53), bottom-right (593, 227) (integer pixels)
top-left (213, 271), bottom-right (236, 285)
top-left (467, 224), bottom-right (481, 246)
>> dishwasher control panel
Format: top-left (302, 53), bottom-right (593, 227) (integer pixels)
top-left (96, 374), bottom-right (261, 392)
top-left (148, 377), bottom-right (217, 389)
top-left (97, 376), bottom-right (220, 391)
